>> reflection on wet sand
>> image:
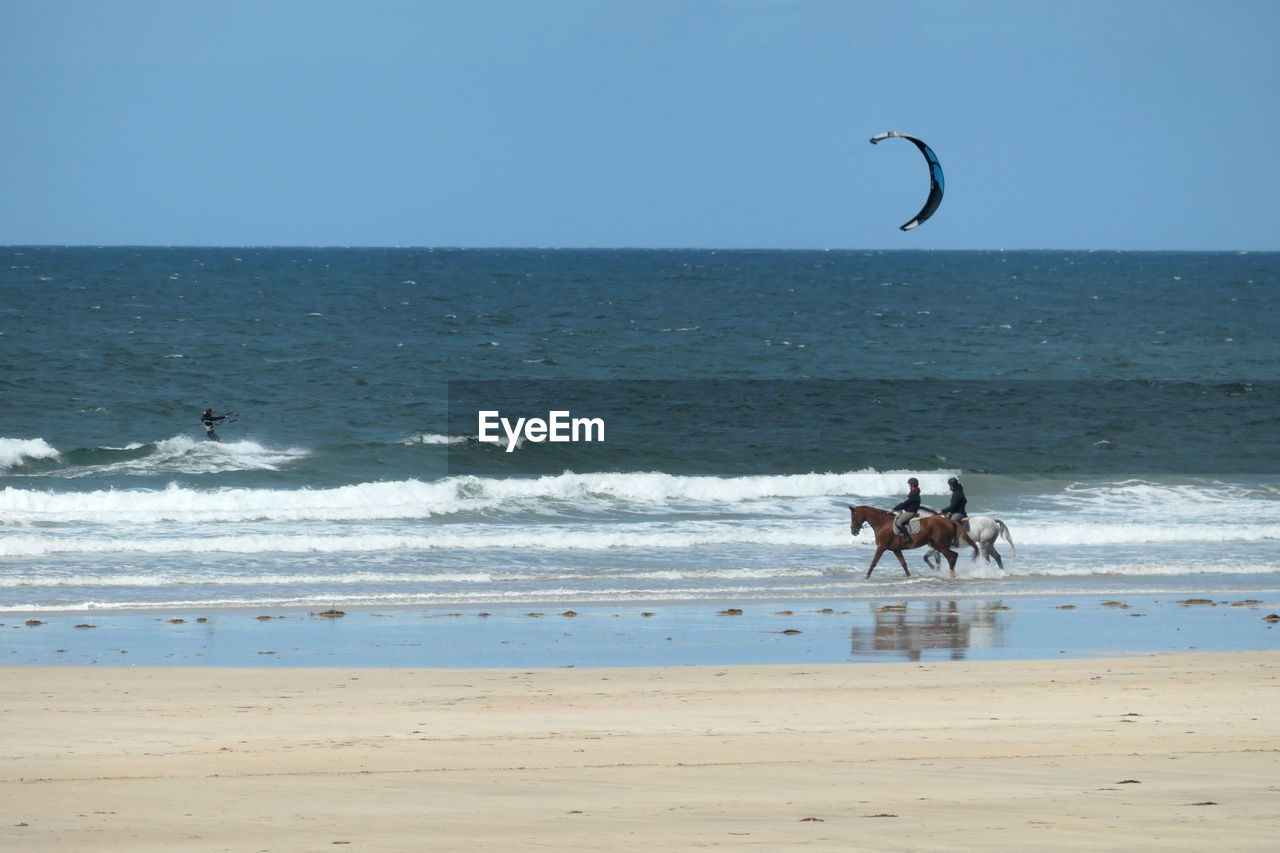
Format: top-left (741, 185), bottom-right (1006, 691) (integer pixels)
top-left (850, 600), bottom-right (1012, 661)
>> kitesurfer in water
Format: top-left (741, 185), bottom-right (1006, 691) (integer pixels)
top-left (940, 476), bottom-right (967, 522)
top-left (893, 477), bottom-right (922, 546)
top-left (201, 408), bottom-right (229, 441)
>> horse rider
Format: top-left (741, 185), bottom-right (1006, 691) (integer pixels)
top-left (940, 476), bottom-right (967, 523)
top-left (893, 477), bottom-right (922, 546)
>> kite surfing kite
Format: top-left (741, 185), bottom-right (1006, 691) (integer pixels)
top-left (869, 131), bottom-right (944, 231)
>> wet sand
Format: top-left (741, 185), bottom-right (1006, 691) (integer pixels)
top-left (2, 597), bottom-right (1278, 850)
top-left (2, 656), bottom-right (1278, 849)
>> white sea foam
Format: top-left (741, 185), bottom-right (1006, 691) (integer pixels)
top-left (401, 433), bottom-right (466, 445)
top-left (0, 469), bottom-right (958, 524)
top-left (70, 436), bottom-right (309, 477)
top-left (0, 437), bottom-right (61, 470)
top-left (1, 479), bottom-right (455, 524)
top-left (0, 566), bottom-right (825, 589)
top-left (1050, 479), bottom-right (1279, 512)
top-left (4, 468), bottom-right (1277, 614)
top-left (470, 468), bottom-right (961, 505)
top-left (1007, 520), bottom-right (1278, 546)
top-left (0, 571), bottom-right (498, 588)
top-left (1, 435), bottom-right (309, 479)
top-left (3, 469), bottom-right (1277, 530)
top-left (1, 516), bottom-right (1275, 559)
top-left (0, 524), bottom-right (839, 557)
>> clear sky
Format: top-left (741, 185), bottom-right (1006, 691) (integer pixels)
top-left (2, 0), bottom-right (1277, 250)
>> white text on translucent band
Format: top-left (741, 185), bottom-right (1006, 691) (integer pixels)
top-left (477, 410), bottom-right (606, 453)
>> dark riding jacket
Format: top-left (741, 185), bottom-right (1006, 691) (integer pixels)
top-left (893, 488), bottom-right (921, 513)
top-left (942, 486), bottom-right (967, 517)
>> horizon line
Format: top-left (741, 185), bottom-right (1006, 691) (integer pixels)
top-left (1, 244), bottom-right (1273, 254)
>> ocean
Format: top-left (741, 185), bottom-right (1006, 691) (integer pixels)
top-left (2, 247), bottom-right (1278, 615)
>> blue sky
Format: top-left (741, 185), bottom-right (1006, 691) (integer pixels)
top-left (2, 0), bottom-right (1277, 250)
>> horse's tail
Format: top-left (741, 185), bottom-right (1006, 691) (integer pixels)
top-left (996, 519), bottom-right (1016, 558)
top-left (957, 523), bottom-right (978, 558)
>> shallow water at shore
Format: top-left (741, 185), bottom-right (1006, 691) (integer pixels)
top-left (5, 249), bottom-right (1278, 619)
top-left (5, 592), bottom-right (1277, 668)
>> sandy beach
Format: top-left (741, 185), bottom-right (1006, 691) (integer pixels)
top-left (3, 648), bottom-right (1277, 851)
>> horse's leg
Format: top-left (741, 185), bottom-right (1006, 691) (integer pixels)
top-left (990, 547), bottom-right (1004, 570)
top-left (940, 546), bottom-right (958, 579)
top-left (923, 549), bottom-right (938, 570)
top-left (893, 549), bottom-right (911, 577)
top-left (866, 546), bottom-right (888, 579)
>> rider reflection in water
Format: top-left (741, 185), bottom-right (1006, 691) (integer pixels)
top-left (893, 477), bottom-right (921, 545)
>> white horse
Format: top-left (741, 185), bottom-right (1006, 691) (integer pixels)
top-left (923, 516), bottom-right (1016, 570)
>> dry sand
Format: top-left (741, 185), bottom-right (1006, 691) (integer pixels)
top-left (3, 651), bottom-right (1277, 851)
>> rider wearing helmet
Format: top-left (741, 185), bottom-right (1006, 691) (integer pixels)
top-left (893, 477), bottom-right (922, 546)
top-left (941, 476), bottom-right (967, 522)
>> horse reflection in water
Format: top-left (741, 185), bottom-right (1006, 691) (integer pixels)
top-left (849, 599), bottom-right (1012, 662)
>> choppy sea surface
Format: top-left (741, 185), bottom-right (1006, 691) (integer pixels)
top-left (2, 248), bottom-right (1277, 614)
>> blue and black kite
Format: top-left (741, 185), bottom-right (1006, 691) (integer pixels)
top-left (869, 131), bottom-right (944, 231)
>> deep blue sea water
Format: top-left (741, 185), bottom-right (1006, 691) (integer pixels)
top-left (2, 248), bottom-right (1278, 615)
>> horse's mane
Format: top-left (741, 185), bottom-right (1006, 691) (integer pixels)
top-left (851, 504), bottom-right (892, 519)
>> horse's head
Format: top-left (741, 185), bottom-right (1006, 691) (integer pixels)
top-left (848, 505), bottom-right (863, 536)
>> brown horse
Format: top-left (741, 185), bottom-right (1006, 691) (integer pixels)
top-left (848, 505), bottom-right (977, 578)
